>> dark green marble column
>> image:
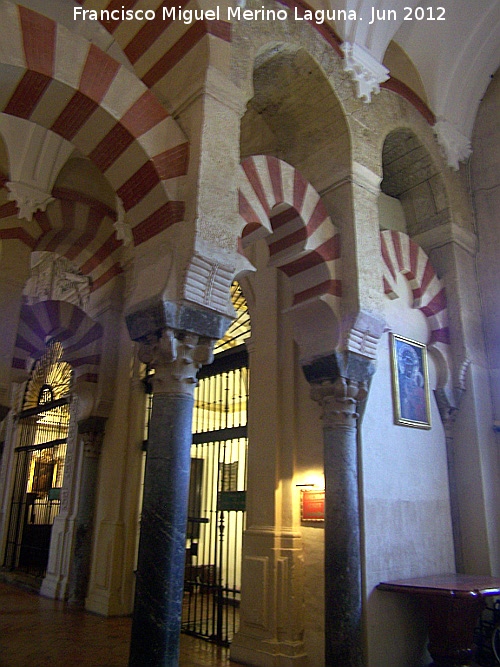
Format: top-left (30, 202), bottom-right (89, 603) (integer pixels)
top-left (303, 353), bottom-right (373, 667)
top-left (128, 330), bottom-right (214, 667)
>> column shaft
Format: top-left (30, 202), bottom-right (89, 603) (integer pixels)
top-left (305, 355), bottom-right (373, 667)
top-left (68, 421), bottom-right (105, 605)
top-left (127, 330), bottom-right (215, 667)
top-left (129, 392), bottom-right (194, 666)
top-left (323, 421), bottom-right (362, 666)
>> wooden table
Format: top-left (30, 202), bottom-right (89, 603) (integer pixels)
top-left (377, 574), bottom-right (500, 666)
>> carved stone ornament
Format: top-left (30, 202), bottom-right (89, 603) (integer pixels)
top-left (183, 253), bottom-right (235, 316)
top-left (341, 42), bottom-right (389, 103)
top-left (311, 377), bottom-right (368, 429)
top-left (24, 252), bottom-right (91, 310)
top-left (138, 329), bottom-right (214, 396)
top-left (434, 118), bottom-right (472, 171)
top-left (113, 196), bottom-right (133, 247)
top-left (81, 430), bottom-right (104, 459)
top-left (7, 181), bottom-right (54, 221)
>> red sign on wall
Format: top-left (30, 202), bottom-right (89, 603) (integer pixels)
top-left (301, 489), bottom-right (325, 522)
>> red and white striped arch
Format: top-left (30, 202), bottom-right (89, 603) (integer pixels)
top-left (73, 0), bottom-right (232, 94)
top-left (12, 300), bottom-right (103, 384)
top-left (71, 0), bottom-right (434, 128)
top-left (0, 2), bottom-right (188, 245)
top-left (239, 155), bottom-right (341, 312)
top-left (380, 229), bottom-right (450, 348)
top-left (0, 182), bottom-right (124, 294)
top-left (33, 190), bottom-right (123, 293)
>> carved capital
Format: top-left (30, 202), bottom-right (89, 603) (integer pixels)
top-left (80, 430), bottom-right (104, 458)
top-left (138, 329), bottom-right (214, 396)
top-left (78, 416), bottom-right (106, 458)
top-left (311, 377), bottom-right (368, 428)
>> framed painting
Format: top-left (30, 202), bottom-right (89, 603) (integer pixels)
top-left (390, 333), bottom-right (431, 429)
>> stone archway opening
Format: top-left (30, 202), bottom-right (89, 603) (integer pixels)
top-left (381, 128), bottom-right (450, 238)
top-left (241, 43), bottom-right (351, 194)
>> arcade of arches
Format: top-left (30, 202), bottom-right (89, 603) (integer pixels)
top-left (0, 2), bottom-right (499, 666)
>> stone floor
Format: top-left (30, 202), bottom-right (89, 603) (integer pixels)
top-left (0, 581), bottom-right (246, 667)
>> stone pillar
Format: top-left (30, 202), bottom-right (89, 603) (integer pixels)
top-left (128, 329), bottom-right (215, 667)
top-left (0, 239), bottom-right (31, 410)
top-left (434, 388), bottom-right (464, 573)
top-left (67, 417), bottom-right (106, 605)
top-left (303, 352), bottom-right (374, 667)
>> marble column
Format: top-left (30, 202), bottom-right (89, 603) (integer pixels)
top-left (304, 352), bottom-right (373, 667)
top-left (67, 416), bottom-right (106, 605)
top-left (128, 329), bottom-right (214, 667)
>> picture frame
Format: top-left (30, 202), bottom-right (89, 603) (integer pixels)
top-left (300, 489), bottom-right (325, 522)
top-left (390, 333), bottom-right (431, 429)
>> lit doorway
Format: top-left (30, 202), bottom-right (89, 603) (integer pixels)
top-left (4, 342), bottom-right (71, 577)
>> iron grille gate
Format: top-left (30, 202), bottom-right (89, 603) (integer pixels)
top-left (4, 398), bottom-right (69, 576)
top-left (182, 346), bottom-right (249, 646)
top-left (142, 283), bottom-right (251, 645)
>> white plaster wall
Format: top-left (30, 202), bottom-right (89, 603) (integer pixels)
top-left (361, 275), bottom-right (455, 666)
top-left (472, 67), bottom-right (500, 437)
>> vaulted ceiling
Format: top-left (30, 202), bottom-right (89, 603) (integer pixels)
top-left (332, 0), bottom-right (500, 142)
top-left (1, 0), bottom-right (499, 176)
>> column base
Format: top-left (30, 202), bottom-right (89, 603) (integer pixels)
top-left (85, 520), bottom-right (132, 616)
top-left (231, 636), bottom-right (308, 667)
top-left (232, 527), bottom-right (308, 667)
top-left (40, 516), bottom-right (77, 600)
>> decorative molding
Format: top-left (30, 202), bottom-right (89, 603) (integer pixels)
top-left (0, 117), bottom-right (73, 221)
top-left (433, 118), bottom-right (472, 171)
top-left (341, 42), bottom-right (389, 103)
top-left (6, 181), bottom-right (54, 221)
top-left (413, 222), bottom-right (477, 257)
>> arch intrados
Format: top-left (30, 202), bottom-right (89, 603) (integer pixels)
top-left (0, 64), bottom-right (159, 210)
top-left (13, 299), bottom-right (103, 384)
top-left (250, 43), bottom-right (349, 135)
top-left (0, 184), bottom-right (122, 283)
top-left (380, 229), bottom-right (452, 390)
top-left (381, 126), bottom-right (444, 197)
